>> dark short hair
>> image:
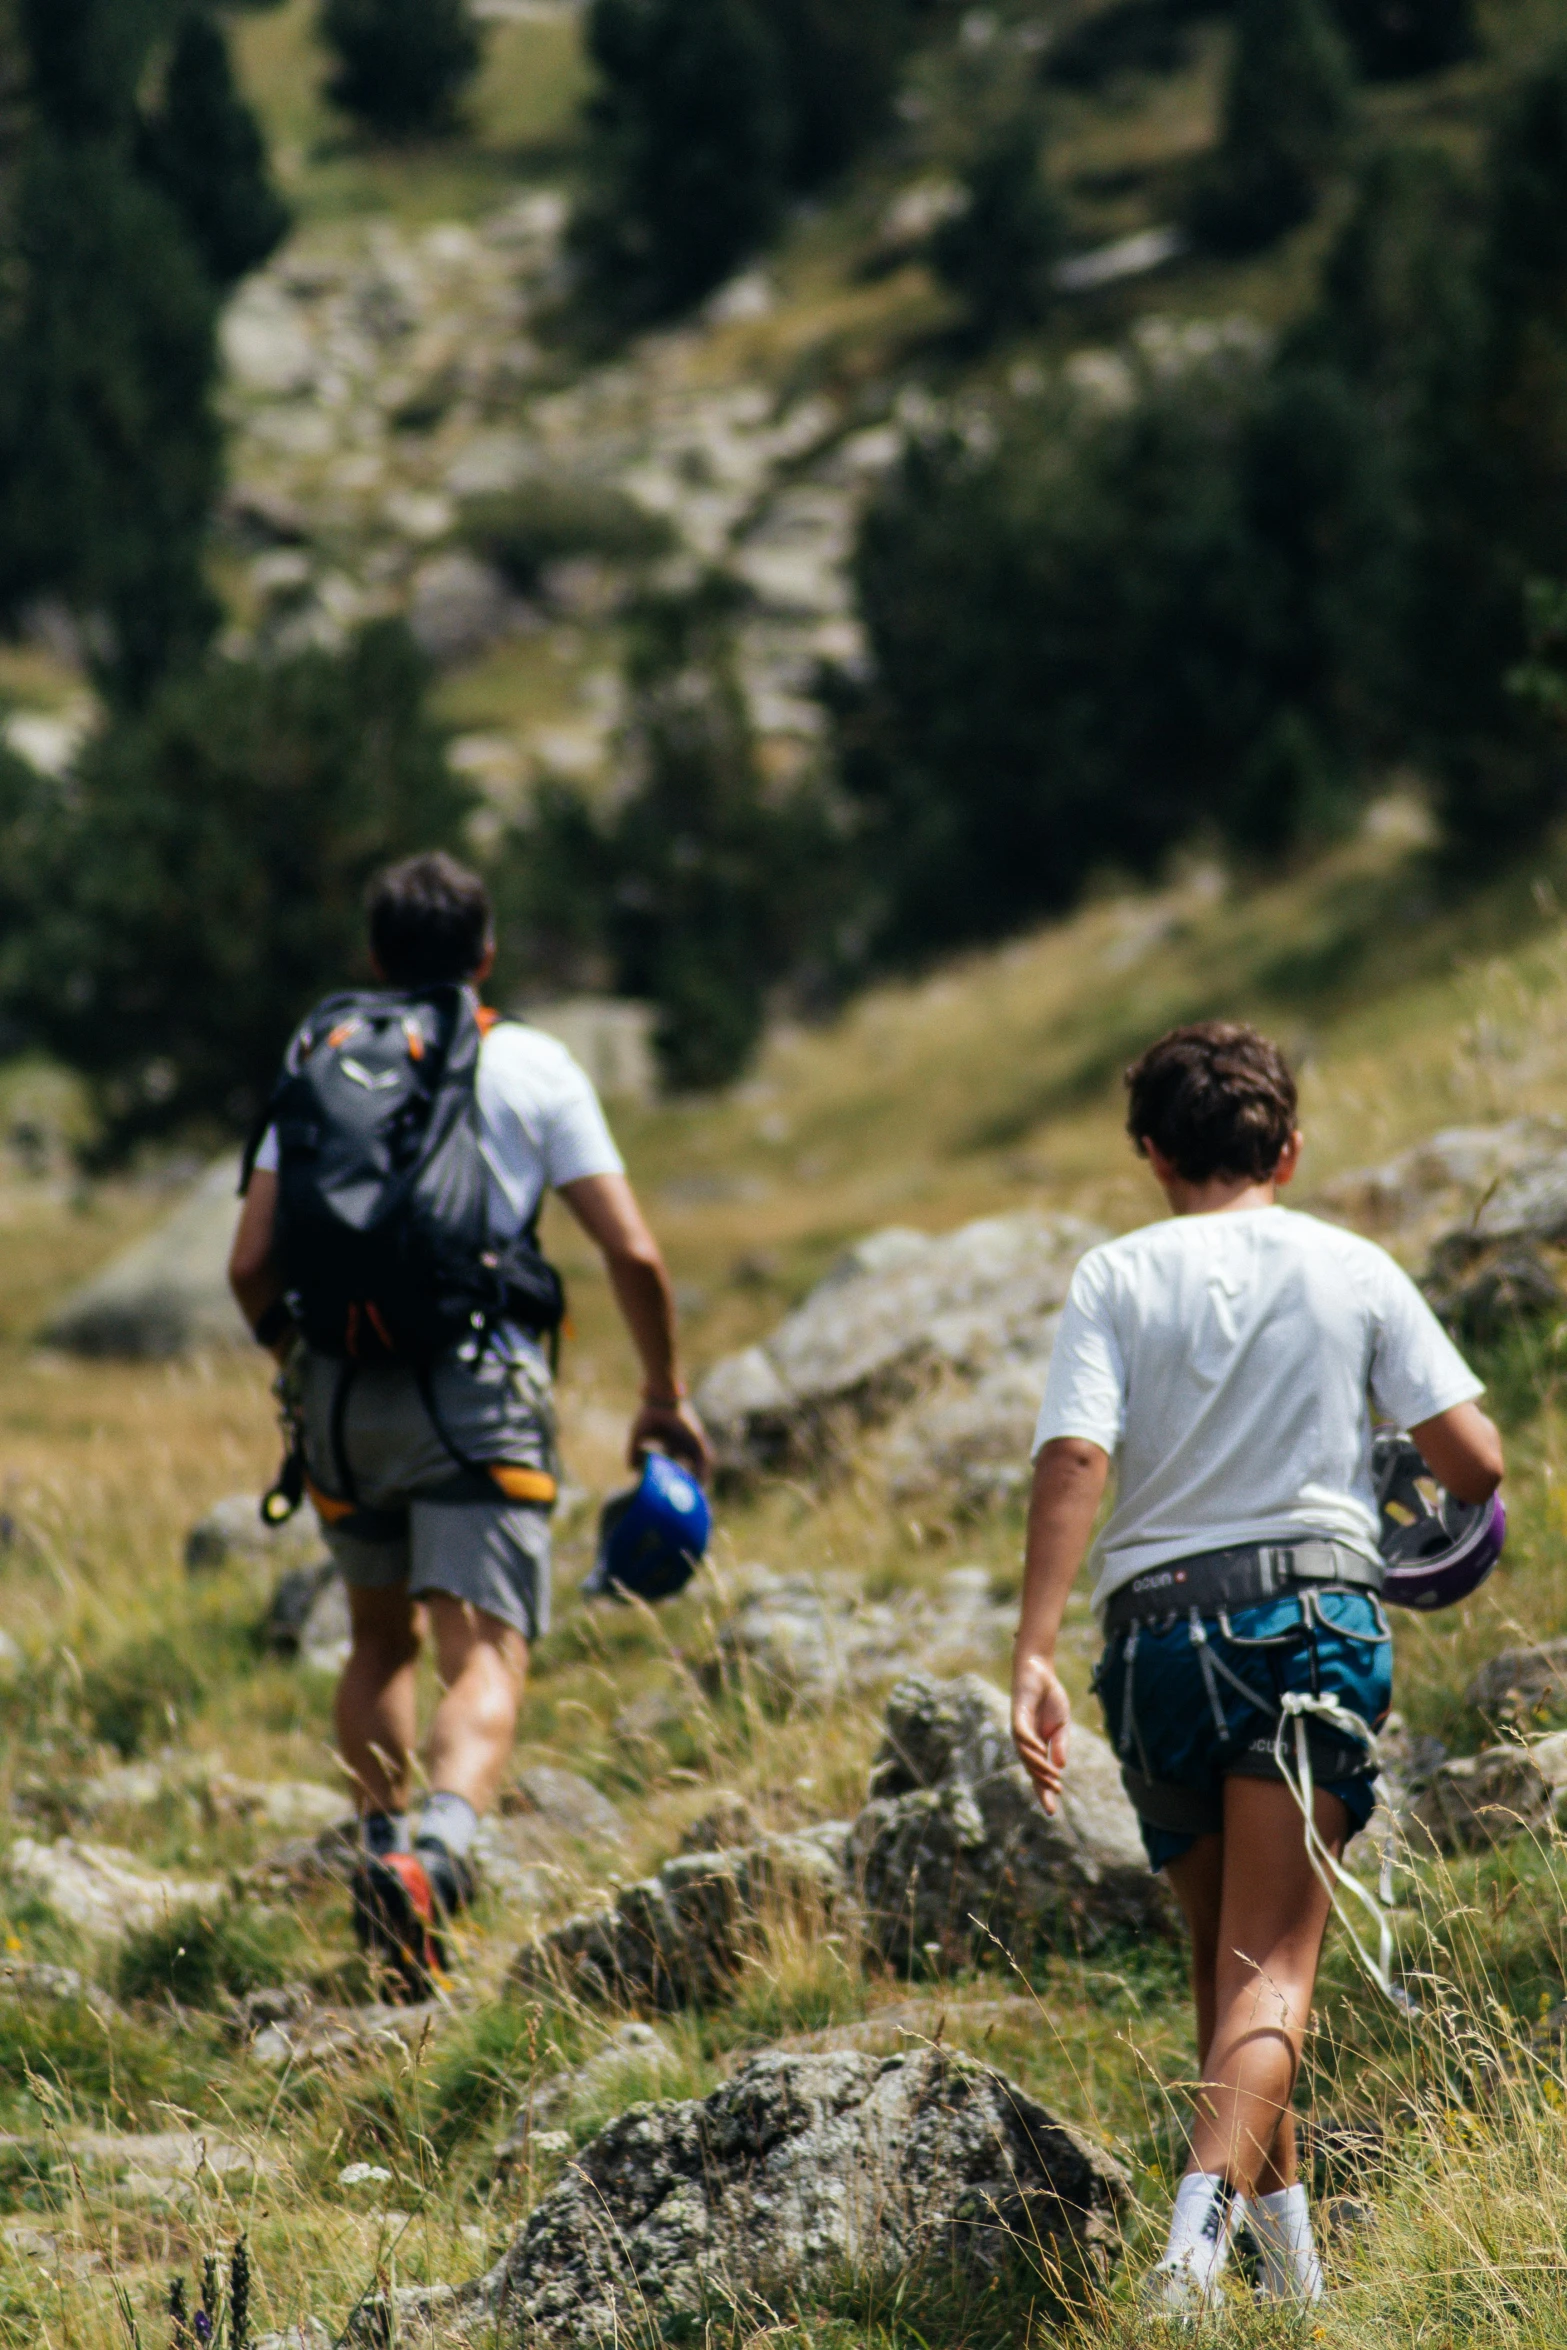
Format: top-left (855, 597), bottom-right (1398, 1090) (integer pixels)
top-left (366, 852), bottom-right (491, 986)
top-left (1124, 1021), bottom-right (1298, 1184)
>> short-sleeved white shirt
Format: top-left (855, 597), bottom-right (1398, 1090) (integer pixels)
top-left (253, 1018), bottom-right (624, 1236)
top-left (1032, 1205), bottom-right (1483, 1613)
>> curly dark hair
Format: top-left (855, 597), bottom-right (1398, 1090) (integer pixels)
top-left (367, 851), bottom-right (491, 986)
top-left (1124, 1021), bottom-right (1298, 1184)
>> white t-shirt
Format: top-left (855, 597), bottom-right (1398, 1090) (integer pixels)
top-left (1032, 1205), bottom-right (1482, 1612)
top-left (254, 1018), bottom-right (624, 1236)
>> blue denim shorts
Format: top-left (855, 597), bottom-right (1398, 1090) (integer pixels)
top-left (1094, 1588), bottom-right (1392, 1873)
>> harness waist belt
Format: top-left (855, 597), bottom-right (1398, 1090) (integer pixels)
top-left (1103, 1540), bottom-right (1382, 1634)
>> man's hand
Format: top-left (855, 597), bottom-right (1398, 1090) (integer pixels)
top-left (630, 1395), bottom-right (713, 1479)
top-left (1013, 1651), bottom-right (1072, 1814)
top-left (558, 1174), bottom-right (712, 1486)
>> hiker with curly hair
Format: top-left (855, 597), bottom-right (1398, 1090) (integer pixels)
top-left (1011, 1021), bottom-right (1502, 2316)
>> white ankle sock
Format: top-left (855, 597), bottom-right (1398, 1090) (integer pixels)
top-left (417, 1790), bottom-right (478, 1860)
top-left (1248, 2183), bottom-right (1324, 2304)
top-left (1159, 2171), bottom-right (1241, 2294)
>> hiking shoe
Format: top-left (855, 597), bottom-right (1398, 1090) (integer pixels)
top-left (1139, 2256), bottom-right (1212, 2327)
top-left (351, 1853), bottom-right (452, 2002)
top-left (413, 1836), bottom-right (477, 1922)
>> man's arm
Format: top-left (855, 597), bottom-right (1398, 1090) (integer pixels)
top-left (557, 1172), bottom-right (712, 1478)
top-left (1410, 1398), bottom-right (1504, 1504)
top-left (229, 1170), bottom-right (285, 1335)
top-left (1012, 1437), bottom-right (1110, 1815)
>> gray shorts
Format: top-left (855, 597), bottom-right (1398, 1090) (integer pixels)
top-left (295, 1338), bottom-right (556, 1642)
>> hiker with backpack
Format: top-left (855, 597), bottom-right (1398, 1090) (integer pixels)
top-left (1011, 1022), bottom-right (1504, 2316)
top-left (229, 852), bottom-right (711, 1997)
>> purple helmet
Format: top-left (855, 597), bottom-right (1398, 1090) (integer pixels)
top-left (1373, 1429), bottom-right (1505, 1611)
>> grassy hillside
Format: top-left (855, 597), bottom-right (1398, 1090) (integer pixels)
top-left (2, 819), bottom-right (1567, 2338)
top-left (8, 5), bottom-right (1567, 2342)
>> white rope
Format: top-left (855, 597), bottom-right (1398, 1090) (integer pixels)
top-left (1271, 1690), bottom-right (1416, 2014)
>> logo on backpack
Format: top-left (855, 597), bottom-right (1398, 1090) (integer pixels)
top-left (247, 985), bottom-right (564, 1361)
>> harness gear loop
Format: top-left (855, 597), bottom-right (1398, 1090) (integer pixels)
top-left (1119, 1623), bottom-right (1154, 1778)
top-left (1188, 1608), bottom-right (1230, 1736)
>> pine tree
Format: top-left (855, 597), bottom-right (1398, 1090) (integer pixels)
top-left (0, 129), bottom-right (220, 703)
top-left (1192, 0), bottom-right (1355, 254)
top-left (932, 117), bottom-right (1064, 346)
top-left (574, 0), bottom-right (789, 320)
top-left (319, 0), bottom-right (484, 138)
top-left (752, 0), bottom-right (908, 189)
top-left (1328, 0), bottom-right (1475, 81)
top-left (12, 623), bottom-right (472, 1149)
top-left (138, 10), bottom-right (290, 287)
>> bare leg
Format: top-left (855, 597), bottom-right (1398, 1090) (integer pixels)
top-left (422, 1595), bottom-right (528, 1814)
top-left (336, 1584), bottom-right (423, 1816)
top-left (1177, 1776), bottom-right (1346, 2196)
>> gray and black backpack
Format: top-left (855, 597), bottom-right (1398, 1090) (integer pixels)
top-left (245, 985), bottom-right (564, 1362)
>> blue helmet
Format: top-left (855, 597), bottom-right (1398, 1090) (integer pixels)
top-left (584, 1452), bottom-right (711, 1604)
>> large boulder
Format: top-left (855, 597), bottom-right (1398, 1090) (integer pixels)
top-left (882, 1345), bottom-right (1060, 1509)
top-left (186, 1492), bottom-right (330, 1583)
top-left (7, 1838), bottom-right (225, 1939)
top-left (1316, 1120), bottom-right (1562, 1241)
top-left (41, 1157), bottom-right (250, 1357)
top-left (1407, 1746), bottom-right (1553, 1854)
top-left (848, 1674), bottom-right (1172, 1967)
top-left (696, 1212), bottom-right (1102, 1482)
top-left (1467, 1640), bottom-right (1567, 1723)
top-left (512, 1827), bottom-right (851, 2010)
top-left (381, 2049), bottom-right (1128, 2345)
top-left (1418, 1136), bottom-right (1567, 1338)
top-left (709, 1566), bottom-right (1013, 1708)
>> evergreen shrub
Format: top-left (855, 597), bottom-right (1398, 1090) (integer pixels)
top-left (319, 0), bottom-right (484, 137)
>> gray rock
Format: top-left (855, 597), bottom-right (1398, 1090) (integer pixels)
top-left (512, 1827), bottom-right (851, 2010)
top-left (883, 1343), bottom-right (1059, 1509)
top-left (301, 1571), bottom-right (352, 1673)
top-left (848, 1674), bottom-right (1171, 1968)
top-left (468, 1816), bottom-right (552, 1911)
top-left (1318, 1120), bottom-right (1562, 1236)
top-left (263, 1561), bottom-right (343, 1659)
top-left (714, 1560), bottom-right (1019, 1710)
top-left (1407, 1746), bottom-right (1553, 1854)
top-left (476, 2048), bottom-right (1128, 2343)
top-left (695, 1212), bottom-right (1103, 1481)
top-left (715, 1569), bottom-right (916, 1704)
top-left (244, 1819), bottom-right (361, 1894)
top-left (408, 551), bottom-right (519, 665)
top-left (75, 1755), bottom-right (348, 1836)
top-left (505, 1764), bottom-right (627, 1847)
top-left (241, 1991), bottom-right (445, 2071)
top-left (41, 1156), bottom-right (250, 1357)
top-left (1529, 1730), bottom-right (1567, 1800)
top-left (6, 1838), bottom-right (225, 1940)
top-left (497, 2020), bottom-right (676, 2162)
top-left (677, 1790), bottom-right (760, 1854)
top-left (710, 1567), bottom-right (1014, 1709)
top-left (0, 1956), bottom-right (118, 2018)
top-left (1467, 1640), bottom-right (1567, 1722)
top-left (187, 1492), bottom-right (329, 1580)
top-left (1423, 1240), bottom-right (1565, 1342)
top-left (1471, 1146), bottom-right (1567, 1244)
top-left (254, 2327), bottom-right (334, 2350)
top-left (1371, 1713), bottom-right (1448, 1807)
